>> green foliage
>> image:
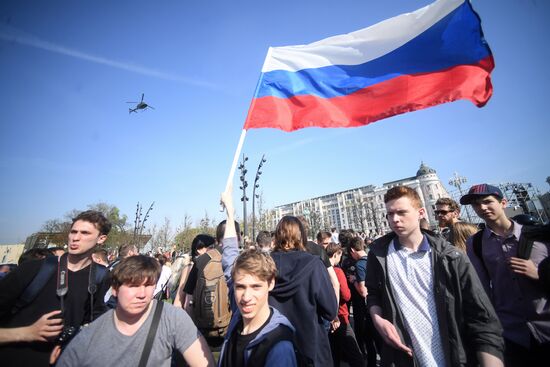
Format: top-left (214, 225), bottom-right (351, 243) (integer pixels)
top-left (174, 212), bottom-right (216, 254)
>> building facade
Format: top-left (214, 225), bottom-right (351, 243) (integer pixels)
top-left (272, 162), bottom-right (450, 238)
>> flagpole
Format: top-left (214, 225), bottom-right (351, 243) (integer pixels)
top-left (221, 48), bottom-right (269, 206)
top-left (224, 129), bottom-right (247, 194)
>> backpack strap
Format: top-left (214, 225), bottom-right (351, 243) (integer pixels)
top-left (517, 223), bottom-right (550, 259)
top-left (138, 301), bottom-right (164, 367)
top-left (518, 230), bottom-right (534, 260)
top-left (247, 325), bottom-right (294, 367)
top-left (88, 263), bottom-right (109, 322)
top-left (12, 255), bottom-right (58, 314)
top-left (247, 324), bottom-right (312, 367)
top-left (207, 247), bottom-right (221, 261)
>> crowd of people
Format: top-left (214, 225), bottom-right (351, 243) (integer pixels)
top-left (0, 182), bottom-right (548, 367)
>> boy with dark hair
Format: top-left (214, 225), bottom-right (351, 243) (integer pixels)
top-left (0, 210), bottom-right (112, 365)
top-left (255, 230), bottom-right (273, 251)
top-left (461, 184), bottom-right (550, 366)
top-left (219, 190), bottom-right (297, 367)
top-left (366, 186), bottom-right (504, 366)
top-left (183, 221), bottom-right (237, 347)
top-left (347, 236), bottom-right (378, 366)
top-left (326, 243), bottom-right (364, 367)
top-left (57, 255), bottom-right (215, 367)
top-left (316, 231), bottom-right (332, 249)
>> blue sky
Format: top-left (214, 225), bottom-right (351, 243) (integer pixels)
top-left (1, 0), bottom-right (549, 244)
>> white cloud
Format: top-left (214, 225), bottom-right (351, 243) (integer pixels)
top-left (0, 24), bottom-right (221, 91)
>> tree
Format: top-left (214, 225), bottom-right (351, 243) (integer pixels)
top-left (199, 211), bottom-right (215, 233)
top-left (308, 210), bottom-right (324, 240)
top-left (149, 217), bottom-right (176, 252)
top-left (88, 202), bottom-right (128, 232)
top-left (41, 219), bottom-right (70, 234)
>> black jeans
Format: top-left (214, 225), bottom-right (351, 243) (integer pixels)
top-left (352, 300), bottom-right (379, 367)
top-left (329, 321), bottom-right (365, 367)
top-left (504, 338), bottom-right (550, 367)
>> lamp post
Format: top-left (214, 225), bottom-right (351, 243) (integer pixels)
top-left (238, 154), bottom-right (249, 239)
top-left (252, 154), bottom-right (266, 242)
top-left (449, 172), bottom-right (472, 222)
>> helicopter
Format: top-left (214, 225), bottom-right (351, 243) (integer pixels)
top-left (127, 93), bottom-right (154, 113)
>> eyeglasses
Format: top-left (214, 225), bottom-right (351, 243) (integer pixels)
top-left (434, 210), bottom-right (452, 215)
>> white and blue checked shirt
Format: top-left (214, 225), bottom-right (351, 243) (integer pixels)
top-left (387, 236), bottom-right (446, 367)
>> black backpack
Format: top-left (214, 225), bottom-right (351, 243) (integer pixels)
top-left (12, 255), bottom-right (109, 322)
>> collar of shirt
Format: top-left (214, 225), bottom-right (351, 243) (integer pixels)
top-left (393, 235), bottom-right (431, 253)
top-left (485, 219), bottom-right (522, 240)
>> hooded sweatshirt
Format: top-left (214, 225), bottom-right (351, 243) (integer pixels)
top-left (221, 237), bottom-right (337, 366)
top-left (269, 250), bottom-right (338, 367)
top-left (218, 306), bottom-right (297, 367)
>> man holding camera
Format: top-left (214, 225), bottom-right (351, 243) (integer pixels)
top-left (0, 210), bottom-right (112, 366)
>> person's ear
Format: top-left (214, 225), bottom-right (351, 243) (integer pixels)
top-left (97, 234), bottom-right (107, 245)
top-left (418, 207), bottom-right (426, 218)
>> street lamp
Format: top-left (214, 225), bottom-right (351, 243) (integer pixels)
top-left (448, 172), bottom-right (472, 222)
top-left (252, 154), bottom-right (266, 242)
top-left (238, 154), bottom-right (249, 240)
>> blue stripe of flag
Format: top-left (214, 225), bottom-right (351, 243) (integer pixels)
top-left (256, 1), bottom-right (491, 99)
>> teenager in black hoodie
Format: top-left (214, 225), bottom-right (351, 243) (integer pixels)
top-left (269, 216), bottom-right (338, 366)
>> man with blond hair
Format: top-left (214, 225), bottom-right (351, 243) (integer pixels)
top-left (219, 191), bottom-right (297, 367)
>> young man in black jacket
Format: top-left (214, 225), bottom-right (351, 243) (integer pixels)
top-left (366, 186), bottom-right (504, 367)
top-left (0, 210), bottom-right (112, 366)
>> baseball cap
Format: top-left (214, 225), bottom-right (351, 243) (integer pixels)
top-left (460, 184), bottom-right (504, 205)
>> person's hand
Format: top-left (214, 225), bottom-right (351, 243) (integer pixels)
top-left (27, 310), bottom-right (63, 342)
top-left (372, 314), bottom-right (412, 356)
top-left (220, 186), bottom-right (235, 217)
top-left (330, 318), bottom-right (340, 333)
top-left (509, 257), bottom-right (539, 280)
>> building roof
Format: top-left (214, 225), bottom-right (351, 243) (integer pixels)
top-left (416, 162), bottom-right (436, 177)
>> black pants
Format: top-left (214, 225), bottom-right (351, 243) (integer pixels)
top-left (504, 338), bottom-right (550, 367)
top-left (329, 322), bottom-right (365, 367)
top-left (352, 301), bottom-right (379, 367)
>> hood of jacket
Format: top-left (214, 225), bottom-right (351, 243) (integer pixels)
top-left (269, 250), bottom-right (321, 298)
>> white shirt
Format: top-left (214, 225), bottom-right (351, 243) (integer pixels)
top-left (154, 265), bottom-right (172, 297)
top-left (387, 236), bottom-right (445, 367)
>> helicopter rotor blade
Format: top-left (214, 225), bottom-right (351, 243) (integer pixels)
top-left (141, 93), bottom-right (144, 102)
top-left (148, 105), bottom-right (155, 110)
top-left (126, 102), bottom-right (137, 103)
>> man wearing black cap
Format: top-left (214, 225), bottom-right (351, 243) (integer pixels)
top-left (461, 184), bottom-right (550, 367)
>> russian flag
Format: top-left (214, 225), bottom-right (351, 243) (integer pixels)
top-left (243, 0), bottom-right (494, 132)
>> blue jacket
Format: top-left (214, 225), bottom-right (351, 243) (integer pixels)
top-left (218, 306), bottom-right (297, 367)
top-left (221, 236), bottom-right (336, 366)
top-left (220, 237), bottom-right (297, 367)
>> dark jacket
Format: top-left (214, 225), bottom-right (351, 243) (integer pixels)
top-left (269, 250), bottom-right (337, 367)
top-left (218, 307), bottom-right (297, 367)
top-left (365, 231), bottom-right (504, 367)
